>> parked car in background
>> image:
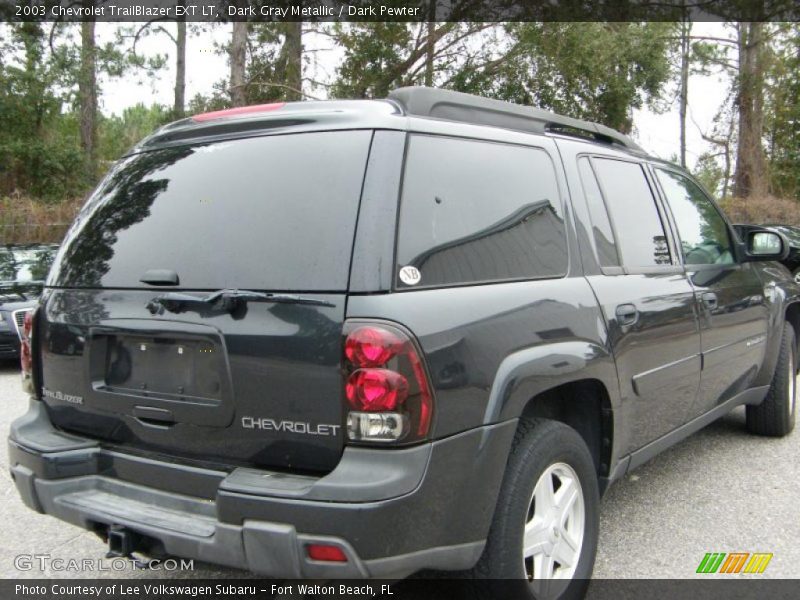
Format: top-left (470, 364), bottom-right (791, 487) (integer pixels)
top-left (0, 244), bottom-right (58, 360)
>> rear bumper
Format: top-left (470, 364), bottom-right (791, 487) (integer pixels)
top-left (8, 400), bottom-right (516, 579)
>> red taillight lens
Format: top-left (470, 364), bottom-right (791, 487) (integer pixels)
top-left (343, 322), bottom-right (434, 444)
top-left (306, 544), bottom-right (348, 562)
top-left (346, 369), bottom-right (408, 411)
top-left (20, 311), bottom-right (34, 374)
top-left (345, 326), bottom-right (404, 367)
top-left (22, 310), bottom-right (33, 339)
top-left (20, 310), bottom-right (35, 394)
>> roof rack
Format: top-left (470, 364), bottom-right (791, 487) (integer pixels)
top-left (388, 87), bottom-right (644, 153)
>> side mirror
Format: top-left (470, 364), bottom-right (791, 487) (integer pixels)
top-left (742, 229), bottom-right (789, 262)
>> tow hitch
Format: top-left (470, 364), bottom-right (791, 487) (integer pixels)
top-left (104, 525), bottom-right (151, 568)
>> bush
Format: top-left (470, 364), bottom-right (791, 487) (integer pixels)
top-left (718, 196), bottom-right (800, 226)
top-left (0, 195), bottom-right (83, 244)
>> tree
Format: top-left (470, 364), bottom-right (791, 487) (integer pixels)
top-left (79, 14), bottom-right (97, 179)
top-left (765, 23), bottom-right (800, 200)
top-left (230, 20), bottom-right (248, 106)
top-left (282, 22), bottom-right (303, 100)
top-left (330, 22), bottom-right (496, 98)
top-left (0, 22), bottom-right (85, 199)
top-left (677, 19), bottom-right (692, 167)
top-left (175, 13), bottom-right (186, 117)
top-left (479, 23), bottom-right (674, 133)
top-left (118, 17), bottom-right (187, 118)
top-left (733, 22), bottom-right (769, 198)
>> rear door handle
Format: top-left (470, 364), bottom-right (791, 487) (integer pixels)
top-left (701, 292), bottom-right (718, 310)
top-left (615, 304), bottom-right (639, 326)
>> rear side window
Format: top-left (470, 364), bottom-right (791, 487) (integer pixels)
top-left (49, 131), bottom-right (372, 291)
top-left (396, 135), bottom-right (566, 288)
top-left (591, 158), bottom-right (671, 267)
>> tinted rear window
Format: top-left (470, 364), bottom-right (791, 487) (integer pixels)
top-left (49, 131), bottom-right (372, 290)
top-left (396, 135), bottom-right (566, 288)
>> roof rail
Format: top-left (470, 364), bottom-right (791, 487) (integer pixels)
top-left (388, 87), bottom-right (644, 153)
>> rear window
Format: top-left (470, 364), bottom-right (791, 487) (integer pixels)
top-left (395, 135), bottom-right (566, 288)
top-left (49, 131), bottom-right (372, 290)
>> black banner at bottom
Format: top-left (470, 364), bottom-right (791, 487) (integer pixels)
top-left (4, 579), bottom-right (800, 600)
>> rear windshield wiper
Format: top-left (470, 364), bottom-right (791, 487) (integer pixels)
top-left (146, 289), bottom-right (334, 315)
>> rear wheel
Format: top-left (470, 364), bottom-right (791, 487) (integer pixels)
top-left (746, 322), bottom-right (796, 437)
top-left (474, 419), bottom-right (599, 600)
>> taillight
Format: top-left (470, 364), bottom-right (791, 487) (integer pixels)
top-left (20, 310), bottom-right (34, 394)
top-left (343, 322), bottom-right (433, 444)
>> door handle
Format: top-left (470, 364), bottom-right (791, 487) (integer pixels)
top-left (615, 304), bottom-right (639, 326)
top-left (701, 292), bottom-right (718, 310)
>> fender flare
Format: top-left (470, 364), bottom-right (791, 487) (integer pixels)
top-left (482, 340), bottom-right (619, 425)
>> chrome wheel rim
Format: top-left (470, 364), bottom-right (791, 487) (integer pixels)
top-left (523, 462), bottom-right (585, 595)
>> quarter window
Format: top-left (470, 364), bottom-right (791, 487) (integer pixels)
top-left (578, 157), bottom-right (619, 267)
top-left (396, 135), bottom-right (567, 288)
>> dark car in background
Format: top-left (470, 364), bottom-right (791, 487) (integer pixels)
top-left (0, 244), bottom-right (58, 360)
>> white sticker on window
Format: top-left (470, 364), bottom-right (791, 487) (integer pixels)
top-left (399, 266), bottom-right (422, 286)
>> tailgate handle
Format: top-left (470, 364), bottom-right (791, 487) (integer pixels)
top-left (140, 269), bottom-right (179, 286)
top-left (133, 405), bottom-right (176, 427)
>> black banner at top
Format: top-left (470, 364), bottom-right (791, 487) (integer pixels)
top-left (2, 0), bottom-right (799, 23)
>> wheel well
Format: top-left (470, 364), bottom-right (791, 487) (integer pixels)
top-left (786, 303), bottom-right (800, 358)
top-left (520, 379), bottom-right (613, 478)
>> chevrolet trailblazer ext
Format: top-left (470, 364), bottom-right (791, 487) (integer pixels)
top-left (8, 88), bottom-right (798, 599)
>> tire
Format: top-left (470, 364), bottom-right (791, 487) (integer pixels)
top-left (747, 322), bottom-right (797, 437)
top-left (473, 419), bottom-right (599, 600)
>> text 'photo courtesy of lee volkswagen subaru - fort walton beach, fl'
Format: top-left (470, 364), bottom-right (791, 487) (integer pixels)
top-left (2, 4), bottom-right (800, 600)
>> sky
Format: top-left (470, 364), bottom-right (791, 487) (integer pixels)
top-left (96, 22), bottom-right (733, 170)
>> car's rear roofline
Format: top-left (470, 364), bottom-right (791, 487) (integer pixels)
top-left (131, 99), bottom-right (404, 154)
top-left (133, 87), bottom-right (647, 157)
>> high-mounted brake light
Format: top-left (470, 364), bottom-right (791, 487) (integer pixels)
top-left (342, 323), bottom-right (433, 444)
top-left (20, 310), bottom-right (34, 394)
top-left (191, 102), bottom-right (285, 122)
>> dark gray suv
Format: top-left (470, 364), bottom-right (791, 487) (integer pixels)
top-left (8, 88), bottom-right (798, 598)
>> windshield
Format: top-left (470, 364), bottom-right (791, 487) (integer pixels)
top-left (49, 130), bottom-right (373, 291)
top-left (0, 245), bottom-right (58, 286)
